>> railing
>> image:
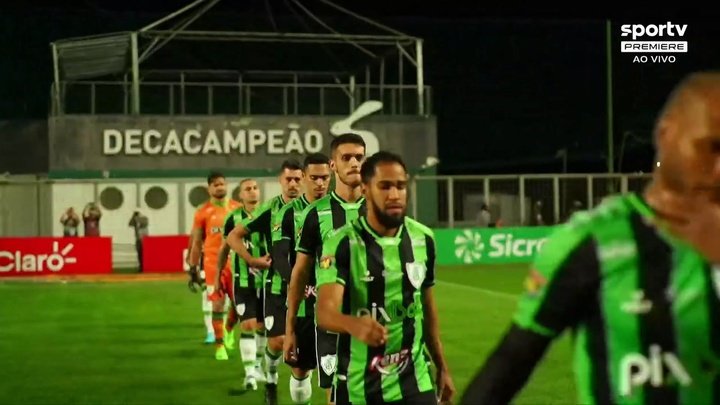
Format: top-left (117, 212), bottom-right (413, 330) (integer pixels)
top-left (52, 80), bottom-right (433, 116)
top-left (410, 173), bottom-right (653, 228)
top-left (1, 173), bottom-right (653, 242)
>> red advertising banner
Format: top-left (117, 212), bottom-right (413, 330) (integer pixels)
top-left (142, 235), bottom-right (189, 273)
top-left (0, 237), bottom-right (112, 277)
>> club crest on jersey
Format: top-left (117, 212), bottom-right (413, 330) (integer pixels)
top-left (524, 268), bottom-right (547, 297)
top-left (264, 316), bottom-right (274, 331)
top-left (320, 354), bottom-right (337, 376)
top-left (406, 262), bottom-right (427, 289)
top-left (319, 256), bottom-right (334, 270)
top-left (272, 223), bottom-right (281, 233)
top-left (236, 303), bottom-right (246, 316)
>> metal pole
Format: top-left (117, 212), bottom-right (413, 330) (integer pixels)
top-left (447, 178), bottom-right (454, 228)
top-left (90, 83), bottom-right (96, 114)
top-left (169, 84), bottom-right (174, 114)
top-left (553, 176), bottom-right (560, 224)
top-left (606, 20), bottom-right (615, 174)
top-left (587, 176), bottom-right (594, 209)
top-left (238, 73), bottom-right (243, 114)
top-left (293, 74), bottom-right (298, 115)
top-left (349, 75), bottom-right (356, 112)
top-left (483, 178), bottom-right (490, 206)
top-left (365, 65), bottom-right (370, 102)
top-left (379, 58), bottom-right (385, 108)
top-left (180, 72), bottom-right (186, 114)
top-left (398, 44), bottom-right (404, 114)
top-left (207, 85), bottom-right (213, 114)
top-left (320, 87), bottom-right (325, 115)
top-left (130, 32), bottom-right (141, 114)
top-left (416, 39), bottom-right (425, 116)
top-left (411, 175), bottom-right (418, 220)
top-left (51, 43), bottom-right (62, 115)
top-left (519, 176), bottom-right (526, 226)
top-left (283, 86), bottom-right (288, 115)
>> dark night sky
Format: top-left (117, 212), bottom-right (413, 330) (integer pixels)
top-left (3, 1), bottom-right (720, 174)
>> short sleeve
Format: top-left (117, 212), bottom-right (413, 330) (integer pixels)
top-left (296, 208), bottom-right (321, 255)
top-left (243, 206), bottom-right (271, 236)
top-left (513, 232), bottom-right (600, 338)
top-left (223, 213), bottom-right (235, 239)
top-left (192, 208), bottom-right (205, 232)
top-left (316, 234), bottom-right (350, 287)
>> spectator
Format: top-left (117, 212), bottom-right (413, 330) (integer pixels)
top-left (476, 202), bottom-right (492, 227)
top-left (531, 200), bottom-right (545, 226)
top-left (82, 202), bottom-right (102, 236)
top-left (59, 207), bottom-right (80, 237)
top-left (128, 210), bottom-right (149, 272)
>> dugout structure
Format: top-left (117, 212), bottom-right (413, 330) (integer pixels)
top-left (49, 0), bottom-right (430, 117)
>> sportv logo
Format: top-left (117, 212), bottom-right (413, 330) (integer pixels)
top-left (620, 22), bottom-right (688, 63)
top-left (454, 231), bottom-right (547, 263)
top-left (0, 241), bottom-right (77, 273)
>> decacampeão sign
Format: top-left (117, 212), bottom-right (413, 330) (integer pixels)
top-left (49, 101), bottom-right (437, 172)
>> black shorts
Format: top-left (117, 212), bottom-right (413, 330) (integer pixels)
top-left (256, 281), bottom-right (265, 325)
top-left (333, 380), bottom-right (437, 405)
top-left (292, 316), bottom-right (317, 372)
top-left (233, 287), bottom-right (258, 322)
top-left (316, 327), bottom-right (339, 389)
top-left (263, 292), bottom-right (287, 338)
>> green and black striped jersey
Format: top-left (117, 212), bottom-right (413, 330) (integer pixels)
top-left (242, 195), bottom-right (289, 296)
top-left (271, 194), bottom-right (311, 306)
top-left (514, 193), bottom-right (720, 405)
top-left (317, 216), bottom-right (436, 404)
top-left (223, 207), bottom-right (266, 289)
top-left (296, 191), bottom-right (366, 316)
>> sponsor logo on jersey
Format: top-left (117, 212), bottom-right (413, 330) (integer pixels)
top-left (523, 268), bottom-right (547, 297)
top-left (370, 348), bottom-right (411, 375)
top-left (356, 301), bottom-right (420, 324)
top-left (619, 345), bottom-right (691, 397)
top-left (621, 290), bottom-right (653, 315)
top-left (319, 255), bottom-right (333, 269)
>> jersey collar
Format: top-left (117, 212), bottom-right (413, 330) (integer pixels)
top-left (210, 198), bottom-right (228, 208)
top-left (331, 190), bottom-right (365, 207)
top-left (359, 216), bottom-right (404, 245)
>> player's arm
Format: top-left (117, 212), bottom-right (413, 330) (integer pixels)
top-left (460, 235), bottom-right (600, 405)
top-left (187, 209), bottom-right (205, 267)
top-left (214, 213), bottom-right (235, 290)
top-left (286, 208), bottom-right (320, 334)
top-left (272, 208), bottom-right (295, 282)
top-left (226, 209), bottom-right (271, 269)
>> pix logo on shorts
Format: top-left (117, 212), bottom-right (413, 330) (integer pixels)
top-left (620, 22), bottom-right (688, 64)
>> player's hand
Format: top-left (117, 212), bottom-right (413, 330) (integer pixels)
top-left (436, 367), bottom-right (456, 405)
top-left (351, 315), bottom-right (388, 347)
top-left (283, 330), bottom-right (298, 367)
top-left (187, 266), bottom-right (204, 293)
top-left (250, 255), bottom-right (272, 270)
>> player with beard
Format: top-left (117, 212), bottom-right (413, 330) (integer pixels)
top-left (227, 160), bottom-right (303, 404)
top-left (285, 134), bottom-right (367, 404)
top-left (217, 178), bottom-right (267, 389)
top-left (315, 151), bottom-right (455, 405)
top-left (187, 171), bottom-right (242, 358)
top-left (461, 72), bottom-right (720, 405)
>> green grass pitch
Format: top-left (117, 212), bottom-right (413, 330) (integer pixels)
top-left (0, 265), bottom-right (577, 404)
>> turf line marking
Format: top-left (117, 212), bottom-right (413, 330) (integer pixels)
top-left (435, 280), bottom-right (518, 301)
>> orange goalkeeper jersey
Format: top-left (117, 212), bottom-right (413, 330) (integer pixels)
top-left (192, 198), bottom-right (241, 278)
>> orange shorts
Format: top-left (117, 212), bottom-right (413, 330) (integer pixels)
top-left (209, 269), bottom-right (234, 303)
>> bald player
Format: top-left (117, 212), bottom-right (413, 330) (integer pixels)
top-left (461, 72), bottom-right (720, 405)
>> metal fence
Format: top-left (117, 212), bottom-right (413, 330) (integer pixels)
top-left (410, 173), bottom-right (653, 228)
top-left (1, 172), bottom-right (653, 237)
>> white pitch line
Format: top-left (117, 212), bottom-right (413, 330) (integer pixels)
top-left (435, 280), bottom-right (518, 301)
